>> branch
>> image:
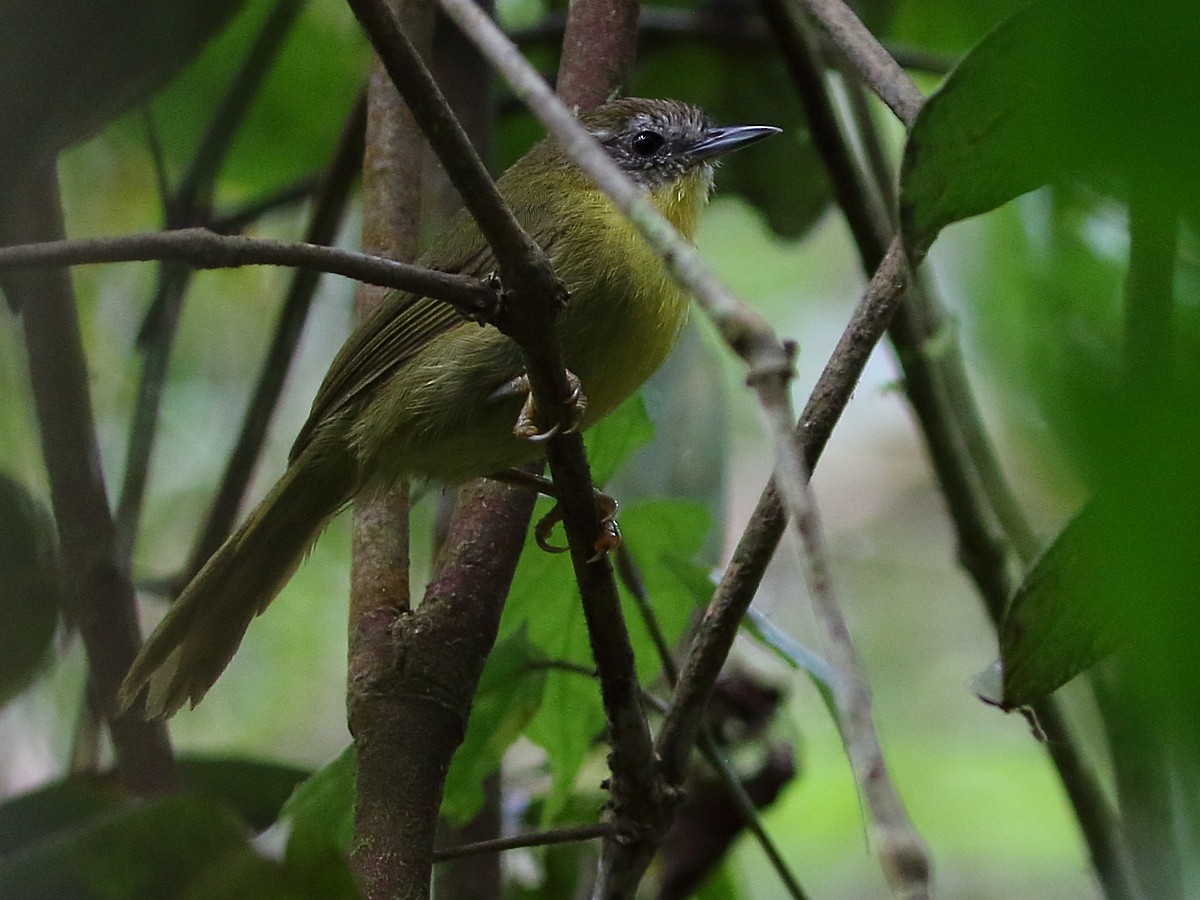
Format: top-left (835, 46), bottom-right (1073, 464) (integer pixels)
top-left (2, 167), bottom-right (176, 794)
top-left (555, 0), bottom-right (638, 108)
top-left (788, 0), bottom-right (923, 127)
top-left (657, 241), bottom-right (929, 898)
top-left (0, 228), bottom-right (499, 321)
top-left (761, 3), bottom-right (1136, 896)
top-left (346, 14), bottom-right (432, 897)
top-left (433, 823), bottom-right (612, 861)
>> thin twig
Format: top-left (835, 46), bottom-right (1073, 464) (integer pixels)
top-left (0, 228), bottom-right (499, 320)
top-left (763, 2), bottom-right (1135, 895)
top-left (615, 544), bottom-right (679, 684)
top-left (209, 175), bottom-right (324, 235)
top-left (656, 242), bottom-right (923, 891)
top-left (618, 548), bottom-right (810, 900)
top-left (696, 733), bottom-right (810, 900)
top-left (433, 823), bottom-right (613, 861)
top-left (788, 0), bottom-right (923, 127)
top-left (183, 93), bottom-right (367, 581)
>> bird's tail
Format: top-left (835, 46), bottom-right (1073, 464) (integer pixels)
top-left (119, 447), bottom-right (355, 718)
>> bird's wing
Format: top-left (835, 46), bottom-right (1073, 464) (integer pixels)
top-left (289, 208), bottom-right (561, 462)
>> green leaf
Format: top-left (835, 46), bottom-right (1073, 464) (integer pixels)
top-left (281, 746), bottom-right (356, 885)
top-left (618, 500), bottom-right (713, 677)
top-left (0, 474), bottom-right (63, 707)
top-left (901, 0), bottom-right (1200, 249)
top-left (0, 0), bottom-right (245, 193)
top-left (442, 627), bottom-right (548, 823)
top-left (988, 505), bottom-right (1124, 710)
top-left (503, 498), bottom-right (713, 822)
top-left (744, 608), bottom-right (837, 718)
top-left (177, 757), bottom-right (309, 832)
top-left (504, 539), bottom-right (600, 824)
top-left (0, 775), bottom-right (123, 857)
top-left (0, 794), bottom-right (297, 900)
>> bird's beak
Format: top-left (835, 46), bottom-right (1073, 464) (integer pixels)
top-left (687, 124), bottom-right (782, 163)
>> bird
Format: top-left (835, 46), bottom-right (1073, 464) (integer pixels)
top-left (119, 97), bottom-right (780, 718)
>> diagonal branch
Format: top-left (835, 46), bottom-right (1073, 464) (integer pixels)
top-left (118, 0), bottom-right (309, 554)
top-left (788, 0), bottom-right (922, 127)
top-left (183, 93), bottom-right (368, 580)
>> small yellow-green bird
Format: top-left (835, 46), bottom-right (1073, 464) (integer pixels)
top-left (120, 97), bottom-right (778, 717)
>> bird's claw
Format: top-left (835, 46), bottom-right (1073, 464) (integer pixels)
top-left (511, 370), bottom-right (587, 442)
top-left (535, 492), bottom-right (621, 561)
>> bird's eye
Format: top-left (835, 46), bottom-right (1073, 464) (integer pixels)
top-left (630, 130), bottom-right (665, 156)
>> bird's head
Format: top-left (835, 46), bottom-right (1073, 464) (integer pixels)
top-left (575, 97), bottom-right (780, 235)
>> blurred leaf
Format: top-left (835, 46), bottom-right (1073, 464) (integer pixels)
top-left (988, 506), bottom-right (1124, 710)
top-left (744, 607), bottom-right (836, 718)
top-left (138, 2), bottom-right (367, 195)
top-left (0, 473), bottom-right (63, 707)
top-left (900, 0), bottom-right (1200, 250)
top-left (584, 392), bottom-right (654, 489)
top-left (0, 793), bottom-right (332, 900)
top-left (889, 0), bottom-right (1031, 56)
top-left (442, 627), bottom-right (548, 823)
top-left (0, 0), bottom-right (245, 195)
top-left (281, 746), bottom-right (355, 886)
top-left (177, 756), bottom-right (309, 832)
top-left (502, 498), bottom-right (711, 822)
top-left (618, 500), bottom-right (713, 677)
top-left (0, 775), bottom-right (123, 857)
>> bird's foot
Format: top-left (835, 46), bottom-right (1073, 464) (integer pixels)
top-left (535, 492), bottom-right (621, 562)
top-left (506, 370), bottom-right (587, 443)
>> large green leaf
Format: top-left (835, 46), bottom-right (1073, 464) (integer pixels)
top-left (280, 746), bottom-right (356, 887)
top-left (0, 0), bottom-right (245, 197)
top-left (984, 505), bottom-right (1124, 710)
top-left (0, 474), bottom-right (62, 707)
top-left (442, 627), bottom-right (548, 823)
top-left (900, 0), bottom-right (1200, 250)
top-left (0, 793), bottom-right (340, 900)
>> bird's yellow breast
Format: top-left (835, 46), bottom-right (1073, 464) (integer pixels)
top-left (549, 170), bottom-right (711, 421)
